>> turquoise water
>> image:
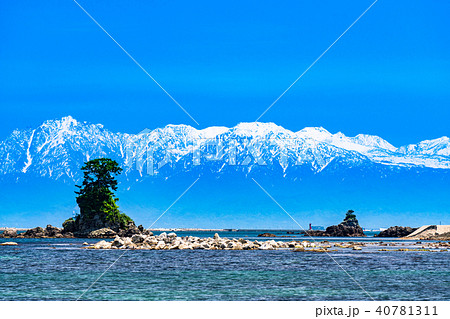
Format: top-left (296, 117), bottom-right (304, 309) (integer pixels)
top-left (0, 232), bottom-right (449, 301)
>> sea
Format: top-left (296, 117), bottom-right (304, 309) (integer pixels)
top-left (0, 230), bottom-right (449, 301)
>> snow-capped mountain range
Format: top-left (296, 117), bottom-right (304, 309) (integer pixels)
top-left (1, 116), bottom-right (450, 183)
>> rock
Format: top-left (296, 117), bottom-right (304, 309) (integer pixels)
top-left (352, 246), bottom-right (362, 250)
top-left (82, 242), bottom-right (90, 245)
top-left (304, 230), bottom-right (325, 236)
top-left (93, 240), bottom-right (112, 249)
top-left (178, 243), bottom-right (191, 250)
top-left (376, 226), bottom-right (417, 238)
top-left (1, 229), bottom-right (17, 238)
top-left (159, 232), bottom-right (168, 239)
top-left (62, 218), bottom-right (77, 233)
top-left (428, 232), bottom-right (450, 241)
top-left (117, 222), bottom-right (141, 237)
top-left (213, 233), bottom-right (220, 240)
top-left (258, 242), bottom-right (274, 250)
top-left (155, 241), bottom-right (166, 250)
top-left (87, 228), bottom-right (117, 238)
top-left (308, 226), bottom-right (365, 237)
top-left (63, 212), bottom-right (138, 238)
top-left (24, 227), bottom-right (45, 238)
top-left (306, 210), bottom-right (366, 237)
top-left (62, 232), bottom-right (75, 238)
top-left (44, 225), bottom-right (62, 237)
top-left (0, 242), bottom-right (18, 246)
top-left (324, 224), bottom-right (366, 237)
top-left (144, 237), bottom-right (159, 246)
top-left (142, 230), bottom-right (153, 236)
top-left (257, 233), bottom-right (276, 237)
top-left (131, 234), bottom-right (146, 244)
top-left (168, 232), bottom-right (177, 238)
top-left (111, 236), bottom-right (125, 247)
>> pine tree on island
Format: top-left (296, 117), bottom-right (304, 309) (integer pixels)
top-left (340, 210), bottom-right (359, 227)
top-left (62, 158), bottom-right (141, 237)
top-left (324, 209), bottom-right (365, 237)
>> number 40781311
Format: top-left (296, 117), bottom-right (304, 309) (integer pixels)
top-left (375, 305), bottom-right (438, 316)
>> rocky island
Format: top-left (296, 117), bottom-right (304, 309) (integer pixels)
top-left (306, 210), bottom-right (366, 237)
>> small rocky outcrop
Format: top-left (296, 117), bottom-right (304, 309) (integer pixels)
top-left (44, 225), bottom-right (63, 237)
top-left (23, 227), bottom-right (45, 238)
top-left (305, 210), bottom-right (366, 237)
top-left (87, 228), bottom-right (117, 238)
top-left (324, 224), bottom-right (365, 237)
top-left (257, 233), bottom-right (276, 237)
top-left (63, 215), bottom-right (146, 238)
top-left (1, 225), bottom-right (73, 239)
top-left (375, 226), bottom-right (417, 238)
top-left (0, 229), bottom-right (18, 238)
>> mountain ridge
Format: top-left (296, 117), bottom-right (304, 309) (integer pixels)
top-left (1, 116), bottom-right (450, 183)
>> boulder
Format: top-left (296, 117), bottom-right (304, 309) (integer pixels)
top-left (111, 236), bottom-right (125, 247)
top-left (131, 234), bottom-right (146, 244)
top-left (24, 227), bottom-right (45, 238)
top-left (258, 242), bottom-right (274, 250)
top-left (257, 233), bottom-right (276, 237)
top-left (87, 228), bottom-right (117, 238)
top-left (93, 240), bottom-right (112, 249)
top-left (62, 232), bottom-right (75, 238)
top-left (1, 229), bottom-right (17, 238)
top-left (44, 225), bottom-right (62, 237)
top-left (375, 226), bottom-right (417, 238)
top-left (0, 242), bottom-right (18, 246)
top-left (159, 232), bottom-right (168, 239)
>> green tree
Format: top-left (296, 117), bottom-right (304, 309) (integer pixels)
top-left (74, 158), bottom-right (131, 229)
top-left (344, 209), bottom-right (356, 221)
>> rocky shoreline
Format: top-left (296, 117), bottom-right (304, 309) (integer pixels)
top-left (84, 232), bottom-right (356, 251)
top-left (0, 221), bottom-right (150, 239)
top-left (82, 232), bottom-right (450, 251)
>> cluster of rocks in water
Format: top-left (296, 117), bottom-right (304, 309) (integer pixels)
top-left (85, 232), bottom-right (364, 252)
top-left (0, 225), bottom-right (72, 239)
top-left (375, 226), bottom-right (417, 238)
top-left (0, 221), bottom-right (149, 239)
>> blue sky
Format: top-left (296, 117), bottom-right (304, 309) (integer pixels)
top-left (1, 0), bottom-right (449, 146)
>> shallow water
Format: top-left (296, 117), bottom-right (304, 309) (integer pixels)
top-left (0, 233), bottom-right (449, 301)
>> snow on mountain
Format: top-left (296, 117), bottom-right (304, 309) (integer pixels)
top-left (0, 116), bottom-right (449, 182)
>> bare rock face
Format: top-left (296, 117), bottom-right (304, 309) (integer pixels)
top-left (375, 226), bottom-right (417, 238)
